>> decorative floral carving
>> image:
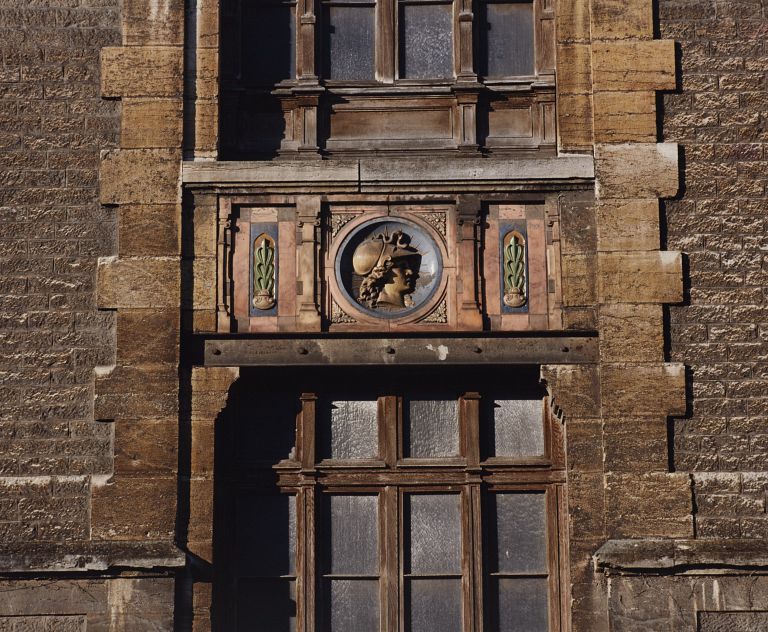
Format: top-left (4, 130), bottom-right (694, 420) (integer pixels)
top-left (422, 299), bottom-right (448, 324)
top-left (252, 233), bottom-right (276, 310)
top-left (331, 300), bottom-right (356, 324)
top-left (414, 212), bottom-right (447, 237)
top-left (503, 231), bottom-right (527, 308)
top-left (331, 213), bottom-right (357, 239)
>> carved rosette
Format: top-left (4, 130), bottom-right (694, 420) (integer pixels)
top-left (422, 299), bottom-right (448, 324)
top-left (331, 300), bottom-right (356, 324)
top-left (413, 212), bottom-right (447, 238)
top-left (502, 231), bottom-right (526, 308)
top-left (252, 233), bottom-right (276, 310)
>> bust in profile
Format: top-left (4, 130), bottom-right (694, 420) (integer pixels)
top-left (352, 230), bottom-right (422, 309)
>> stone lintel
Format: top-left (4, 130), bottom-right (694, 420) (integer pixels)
top-left (595, 539), bottom-right (768, 574)
top-left (0, 541), bottom-right (186, 574)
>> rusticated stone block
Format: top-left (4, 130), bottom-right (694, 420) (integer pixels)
top-left (605, 472), bottom-right (693, 537)
top-left (603, 416), bottom-right (669, 472)
top-left (598, 251), bottom-right (683, 304)
top-left (100, 149), bottom-right (180, 205)
top-left (596, 143), bottom-right (680, 199)
top-left (593, 91), bottom-right (657, 143)
top-left (541, 364), bottom-right (601, 418)
top-left (91, 477), bottom-right (176, 540)
top-left (191, 420), bottom-right (215, 478)
top-left (188, 478), bottom-right (214, 563)
top-left (567, 417), bottom-right (603, 472)
top-left (115, 419), bottom-right (178, 475)
top-left (119, 204), bottom-right (181, 257)
top-left (556, 0), bottom-right (590, 43)
top-left (599, 303), bottom-right (664, 362)
top-left (123, 0), bottom-right (185, 46)
top-left (198, 0), bottom-right (220, 48)
top-left (601, 363), bottom-right (686, 416)
top-left (596, 198), bottom-right (660, 252)
top-left (190, 366), bottom-right (239, 421)
top-left (97, 257), bottom-right (180, 310)
top-left (121, 99), bottom-right (183, 149)
top-left (590, 0), bottom-right (653, 40)
top-left (568, 472), bottom-right (606, 539)
top-left (557, 44), bottom-right (593, 94)
top-left (186, 258), bottom-right (217, 311)
top-left (557, 93), bottom-right (594, 150)
top-left (0, 581), bottom-right (107, 615)
top-left (593, 40), bottom-right (677, 92)
top-left (101, 46), bottom-right (183, 98)
top-left (560, 194), bottom-right (597, 255)
top-left (561, 253), bottom-right (597, 307)
top-left (700, 612), bottom-right (768, 632)
top-left (195, 48), bottom-right (218, 100)
top-left (116, 309), bottom-right (180, 365)
top-left (194, 99), bottom-right (218, 157)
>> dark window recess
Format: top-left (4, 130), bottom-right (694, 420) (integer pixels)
top-left (398, 1), bottom-right (454, 79)
top-left (241, 1), bottom-right (296, 84)
top-left (480, 0), bottom-right (535, 77)
top-left (235, 495), bottom-right (297, 632)
top-left (323, 2), bottom-right (376, 80)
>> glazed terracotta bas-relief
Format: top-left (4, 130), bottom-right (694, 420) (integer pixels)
top-left (226, 198), bottom-right (562, 333)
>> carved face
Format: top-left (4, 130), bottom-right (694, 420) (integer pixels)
top-left (377, 254), bottom-right (421, 307)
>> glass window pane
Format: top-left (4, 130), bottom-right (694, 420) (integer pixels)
top-left (324, 579), bottom-right (380, 632)
top-left (323, 5), bottom-right (375, 80)
top-left (399, 2), bottom-right (453, 79)
top-left (242, 2), bottom-right (296, 84)
top-left (488, 577), bottom-right (549, 632)
top-left (485, 398), bottom-right (544, 458)
top-left (237, 578), bottom-right (297, 632)
top-left (489, 492), bottom-right (547, 574)
top-left (407, 494), bottom-right (461, 574)
top-left (323, 495), bottom-right (379, 575)
top-left (321, 399), bottom-right (379, 460)
top-left (407, 578), bottom-right (462, 632)
top-left (237, 495), bottom-right (296, 576)
top-left (405, 399), bottom-right (459, 458)
top-left (483, 1), bottom-right (534, 77)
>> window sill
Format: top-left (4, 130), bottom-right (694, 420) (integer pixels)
top-left (182, 155), bottom-right (595, 192)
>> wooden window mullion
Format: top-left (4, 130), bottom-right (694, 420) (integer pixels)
top-left (297, 485), bottom-right (317, 632)
top-left (377, 0), bottom-right (396, 81)
top-left (461, 392), bottom-right (481, 470)
top-left (382, 486), bottom-right (400, 632)
top-left (455, 0), bottom-right (475, 80)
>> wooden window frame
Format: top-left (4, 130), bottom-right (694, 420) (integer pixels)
top-left (218, 383), bottom-right (565, 631)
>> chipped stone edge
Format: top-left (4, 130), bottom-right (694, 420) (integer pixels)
top-left (0, 542), bottom-right (187, 574)
top-left (594, 539), bottom-right (768, 575)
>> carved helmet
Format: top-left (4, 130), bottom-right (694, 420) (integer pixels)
top-left (352, 229), bottom-right (420, 276)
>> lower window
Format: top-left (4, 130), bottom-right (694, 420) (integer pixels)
top-left (214, 367), bottom-right (566, 631)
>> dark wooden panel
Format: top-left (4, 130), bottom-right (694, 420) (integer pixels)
top-left (203, 335), bottom-right (597, 366)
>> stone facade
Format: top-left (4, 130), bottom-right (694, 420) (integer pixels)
top-left (0, 0), bottom-right (766, 631)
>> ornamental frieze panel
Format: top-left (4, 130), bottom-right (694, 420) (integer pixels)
top-left (218, 196), bottom-right (562, 333)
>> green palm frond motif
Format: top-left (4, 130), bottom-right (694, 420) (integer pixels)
top-left (252, 234), bottom-right (276, 310)
top-left (503, 232), bottom-right (526, 308)
top-left (254, 237), bottom-right (275, 292)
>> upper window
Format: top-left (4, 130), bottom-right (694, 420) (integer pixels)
top-left (224, 0), bottom-right (549, 86)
